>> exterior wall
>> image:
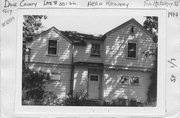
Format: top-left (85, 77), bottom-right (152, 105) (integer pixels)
top-left (27, 29), bottom-right (72, 64)
top-left (74, 40), bottom-right (103, 63)
top-left (73, 67), bottom-right (103, 99)
top-left (105, 22), bottom-right (156, 68)
top-left (28, 62), bottom-right (71, 98)
top-left (73, 67), bottom-right (88, 96)
top-left (103, 69), bottom-right (151, 103)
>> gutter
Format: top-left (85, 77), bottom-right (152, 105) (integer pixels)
top-left (69, 44), bottom-right (74, 96)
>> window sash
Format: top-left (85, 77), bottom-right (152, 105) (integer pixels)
top-left (120, 76), bottom-right (139, 85)
top-left (128, 43), bottom-right (136, 58)
top-left (91, 44), bottom-right (100, 55)
top-left (48, 40), bottom-right (57, 55)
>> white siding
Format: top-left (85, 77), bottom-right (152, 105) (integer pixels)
top-left (74, 40), bottom-right (103, 63)
top-left (105, 22), bottom-right (156, 68)
top-left (73, 67), bottom-right (88, 96)
top-left (27, 29), bottom-right (72, 64)
top-left (29, 63), bottom-right (71, 99)
top-left (103, 69), bottom-right (151, 103)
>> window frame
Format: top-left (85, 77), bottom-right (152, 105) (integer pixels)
top-left (47, 39), bottom-right (58, 56)
top-left (89, 74), bottom-right (99, 82)
top-left (130, 76), bottom-right (140, 86)
top-left (90, 43), bottom-right (101, 57)
top-left (120, 76), bottom-right (140, 86)
top-left (130, 26), bottom-right (135, 34)
top-left (127, 41), bottom-right (138, 59)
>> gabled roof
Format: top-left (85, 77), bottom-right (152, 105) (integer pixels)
top-left (34, 26), bottom-right (102, 45)
top-left (104, 18), bottom-right (154, 38)
top-left (35, 26), bottom-right (73, 44)
top-left (61, 31), bottom-right (102, 42)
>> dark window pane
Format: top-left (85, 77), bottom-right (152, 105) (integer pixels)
top-left (90, 75), bottom-right (98, 81)
top-left (130, 27), bottom-right (134, 33)
top-left (131, 77), bottom-right (139, 85)
top-left (120, 76), bottom-right (129, 85)
top-left (91, 44), bottom-right (100, 55)
top-left (48, 40), bottom-right (57, 55)
top-left (128, 43), bottom-right (136, 58)
top-left (49, 40), bottom-right (57, 48)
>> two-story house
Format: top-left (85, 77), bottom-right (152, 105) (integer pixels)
top-left (25, 18), bottom-right (157, 103)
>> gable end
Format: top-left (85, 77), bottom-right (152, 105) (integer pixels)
top-left (104, 18), bottom-right (154, 38)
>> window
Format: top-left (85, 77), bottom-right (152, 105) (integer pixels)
top-left (91, 43), bottom-right (100, 56)
top-left (120, 76), bottom-right (139, 85)
top-left (90, 75), bottom-right (99, 81)
top-left (130, 77), bottom-right (139, 85)
top-left (120, 76), bottom-right (129, 85)
top-left (128, 42), bottom-right (136, 58)
top-left (130, 26), bottom-right (135, 34)
top-left (48, 40), bottom-right (57, 55)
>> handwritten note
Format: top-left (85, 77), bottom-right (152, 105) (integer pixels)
top-left (87, 1), bottom-right (129, 8)
top-left (1, 16), bottom-right (15, 27)
top-left (168, 58), bottom-right (178, 83)
top-left (144, 0), bottom-right (179, 7)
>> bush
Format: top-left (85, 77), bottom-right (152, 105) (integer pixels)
top-left (22, 68), bottom-right (50, 105)
top-left (61, 93), bottom-right (89, 106)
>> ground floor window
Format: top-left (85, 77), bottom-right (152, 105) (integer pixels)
top-left (120, 76), bottom-right (139, 85)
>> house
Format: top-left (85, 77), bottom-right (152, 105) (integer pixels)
top-left (25, 18), bottom-right (157, 103)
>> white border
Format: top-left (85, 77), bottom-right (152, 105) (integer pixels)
top-left (15, 9), bottom-right (166, 117)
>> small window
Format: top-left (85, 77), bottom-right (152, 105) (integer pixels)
top-left (130, 77), bottom-right (139, 85)
top-left (130, 27), bottom-right (135, 34)
top-left (91, 43), bottom-right (100, 56)
top-left (128, 42), bottom-right (136, 58)
top-left (90, 75), bottom-right (99, 81)
top-left (120, 76), bottom-right (129, 85)
top-left (48, 40), bottom-right (57, 55)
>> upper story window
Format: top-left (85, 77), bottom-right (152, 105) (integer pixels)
top-left (130, 26), bottom-right (135, 34)
top-left (48, 40), bottom-right (57, 55)
top-left (91, 43), bottom-right (100, 56)
top-left (127, 42), bottom-right (136, 58)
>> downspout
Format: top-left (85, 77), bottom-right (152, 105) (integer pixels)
top-left (69, 44), bottom-right (74, 96)
top-left (27, 48), bottom-right (31, 67)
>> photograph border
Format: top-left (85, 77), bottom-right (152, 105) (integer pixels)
top-left (15, 8), bottom-right (166, 116)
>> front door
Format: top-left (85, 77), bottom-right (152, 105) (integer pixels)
top-left (88, 74), bottom-right (99, 99)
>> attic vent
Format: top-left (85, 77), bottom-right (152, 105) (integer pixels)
top-left (130, 26), bottom-right (135, 34)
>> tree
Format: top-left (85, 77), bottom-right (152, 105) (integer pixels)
top-left (143, 16), bottom-right (158, 105)
top-left (22, 68), bottom-right (50, 105)
top-left (143, 16), bottom-right (158, 43)
top-left (22, 15), bottom-right (47, 69)
top-left (22, 15), bottom-right (49, 105)
top-left (23, 15), bottom-right (47, 42)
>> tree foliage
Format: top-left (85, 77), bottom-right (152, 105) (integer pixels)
top-left (22, 68), bottom-right (51, 105)
top-left (23, 15), bottom-right (47, 42)
top-left (143, 16), bottom-right (158, 43)
top-left (22, 15), bottom-right (49, 105)
top-left (143, 16), bottom-right (158, 105)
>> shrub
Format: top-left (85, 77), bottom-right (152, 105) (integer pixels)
top-left (22, 68), bottom-right (50, 105)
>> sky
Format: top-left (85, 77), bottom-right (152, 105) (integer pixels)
top-left (41, 10), bottom-right (146, 36)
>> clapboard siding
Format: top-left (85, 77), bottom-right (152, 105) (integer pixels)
top-left (28, 62), bottom-right (71, 98)
top-left (27, 29), bottom-right (72, 64)
top-left (105, 22), bottom-right (156, 68)
top-left (103, 69), bottom-right (151, 103)
top-left (73, 67), bottom-right (88, 96)
top-left (74, 40), bottom-right (103, 63)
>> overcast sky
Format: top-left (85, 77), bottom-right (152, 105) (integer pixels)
top-left (41, 10), bottom-right (146, 36)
